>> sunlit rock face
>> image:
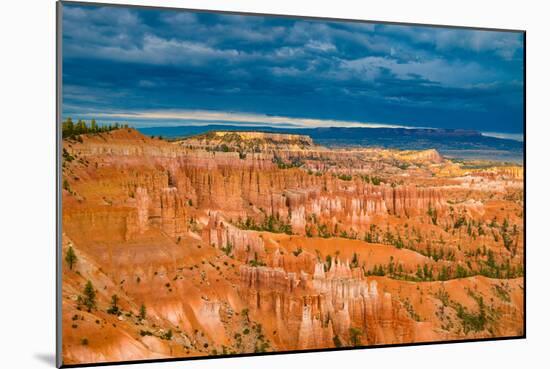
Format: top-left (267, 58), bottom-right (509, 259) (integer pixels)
top-left (61, 129), bottom-right (524, 365)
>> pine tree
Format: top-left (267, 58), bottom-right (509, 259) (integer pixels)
top-left (350, 252), bottom-right (359, 268)
top-left (325, 254), bottom-right (332, 272)
top-left (427, 202), bottom-right (438, 225)
top-left (76, 119), bottom-right (87, 135)
top-left (388, 257), bottom-right (395, 276)
top-left (416, 265), bottom-right (424, 280)
top-left (139, 303), bottom-right (147, 320)
top-left (65, 246), bottom-right (77, 270)
top-left (423, 264), bottom-right (430, 281)
top-left (438, 266), bottom-right (449, 281)
top-left (63, 179), bottom-right (71, 192)
top-left (107, 294), bottom-right (120, 315)
top-left (502, 218), bottom-right (509, 232)
top-left (487, 249), bottom-right (496, 269)
top-left (80, 280), bottom-right (96, 312)
top-left (62, 117), bottom-right (74, 138)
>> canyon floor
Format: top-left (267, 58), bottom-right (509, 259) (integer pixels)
top-left (61, 128), bottom-right (524, 365)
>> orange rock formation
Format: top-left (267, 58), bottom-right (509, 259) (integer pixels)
top-left (61, 129), bottom-right (524, 365)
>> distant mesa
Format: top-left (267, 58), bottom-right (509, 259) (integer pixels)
top-left (396, 148), bottom-right (444, 164)
top-left (179, 130), bottom-right (317, 153)
top-left (201, 131), bottom-right (313, 146)
top-left (138, 125), bottom-right (523, 163)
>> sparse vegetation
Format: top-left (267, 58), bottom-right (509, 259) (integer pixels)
top-left (62, 117), bottom-right (127, 139)
top-left (292, 247), bottom-right (303, 257)
top-left (220, 242), bottom-right (233, 257)
top-left (65, 246), bottom-right (77, 270)
top-left (161, 329), bottom-right (173, 340)
top-left (324, 254), bottom-right (333, 272)
top-left (350, 252), bottom-right (359, 268)
top-left (107, 294), bottom-right (120, 315)
top-left (454, 292), bottom-right (491, 334)
top-left (273, 156), bottom-right (303, 169)
top-left (493, 283), bottom-right (511, 303)
top-left (249, 253), bottom-right (266, 267)
top-left (139, 303), bottom-right (147, 320)
top-left (78, 280), bottom-right (96, 312)
top-left (402, 298), bottom-right (421, 321)
top-left (348, 327), bottom-right (363, 347)
top-left (427, 203), bottom-right (438, 225)
top-left (336, 174), bottom-right (352, 181)
top-left (235, 215), bottom-right (292, 235)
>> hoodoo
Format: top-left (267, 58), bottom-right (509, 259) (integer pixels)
top-left (61, 129), bottom-right (524, 364)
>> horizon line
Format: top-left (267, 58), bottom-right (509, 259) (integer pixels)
top-left (61, 108), bottom-right (524, 141)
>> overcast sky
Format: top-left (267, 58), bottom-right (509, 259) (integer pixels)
top-left (61, 3), bottom-right (524, 134)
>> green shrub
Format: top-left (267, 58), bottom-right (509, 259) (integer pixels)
top-left (348, 327), bottom-right (363, 347)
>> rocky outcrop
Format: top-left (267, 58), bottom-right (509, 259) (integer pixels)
top-left (204, 213), bottom-right (266, 262)
top-left (396, 149), bottom-right (444, 164)
top-left (67, 129), bottom-right (446, 238)
top-left (240, 265), bottom-right (302, 291)
top-left (238, 260), bottom-right (417, 349)
top-left (473, 165), bottom-right (524, 180)
top-left (180, 131), bottom-right (316, 152)
top-left (382, 186), bottom-right (445, 216)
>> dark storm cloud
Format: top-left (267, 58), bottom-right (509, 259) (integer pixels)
top-left (61, 3), bottom-right (524, 134)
